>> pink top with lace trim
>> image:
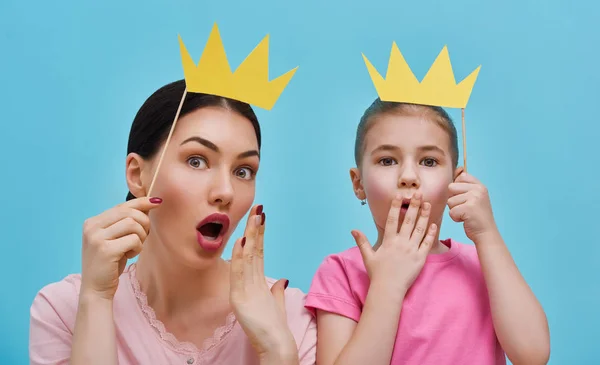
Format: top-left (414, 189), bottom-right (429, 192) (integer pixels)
top-left (29, 264), bottom-right (317, 365)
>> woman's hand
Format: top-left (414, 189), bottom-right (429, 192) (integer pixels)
top-left (80, 197), bottom-right (162, 300)
top-left (351, 191), bottom-right (437, 297)
top-left (229, 205), bottom-right (299, 364)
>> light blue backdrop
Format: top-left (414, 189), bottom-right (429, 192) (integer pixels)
top-left (1, 0), bottom-right (597, 363)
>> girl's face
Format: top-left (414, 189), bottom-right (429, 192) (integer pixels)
top-left (351, 113), bottom-right (462, 235)
top-left (127, 106), bottom-right (259, 267)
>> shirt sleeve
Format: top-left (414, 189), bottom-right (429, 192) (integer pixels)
top-left (304, 254), bottom-right (362, 322)
top-left (29, 277), bottom-right (79, 365)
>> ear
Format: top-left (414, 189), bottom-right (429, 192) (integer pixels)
top-left (126, 153), bottom-right (147, 198)
top-left (349, 167), bottom-right (366, 201)
top-left (453, 166), bottom-right (465, 181)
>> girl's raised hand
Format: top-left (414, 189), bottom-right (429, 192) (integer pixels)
top-left (80, 197), bottom-right (162, 300)
top-left (351, 192), bottom-right (437, 295)
top-left (229, 206), bottom-right (298, 363)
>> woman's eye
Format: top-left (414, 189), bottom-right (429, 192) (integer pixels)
top-left (421, 158), bottom-right (438, 167)
top-left (235, 167), bottom-right (254, 180)
top-left (187, 156), bottom-right (207, 169)
top-left (378, 157), bottom-right (396, 166)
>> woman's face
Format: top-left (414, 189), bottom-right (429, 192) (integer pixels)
top-left (127, 106), bottom-right (259, 268)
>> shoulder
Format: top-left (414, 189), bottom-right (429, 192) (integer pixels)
top-left (265, 277), bottom-right (311, 319)
top-left (442, 238), bottom-right (484, 274)
top-left (30, 273), bottom-right (83, 332)
top-left (32, 273), bottom-right (82, 309)
top-left (314, 246), bottom-right (365, 275)
top-left (264, 277), bottom-right (316, 339)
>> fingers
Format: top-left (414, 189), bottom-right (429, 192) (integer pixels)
top-left (230, 236), bottom-right (245, 296)
top-left (351, 230), bottom-right (373, 266)
top-left (448, 182), bottom-right (475, 195)
top-left (399, 192), bottom-right (422, 238)
top-left (270, 278), bottom-right (288, 318)
top-left (243, 215), bottom-right (264, 285)
top-left (449, 205), bottom-right (467, 223)
top-left (242, 205), bottom-right (263, 239)
top-left (384, 193), bottom-right (403, 237)
top-left (91, 198), bottom-right (160, 230)
top-left (418, 223), bottom-right (437, 255)
top-left (447, 193), bottom-right (468, 209)
top-left (108, 233), bottom-right (143, 259)
top-left (455, 172), bottom-right (480, 184)
top-left (103, 217), bottom-right (148, 243)
top-left (254, 211), bottom-right (266, 279)
top-left (409, 202), bottom-right (431, 244)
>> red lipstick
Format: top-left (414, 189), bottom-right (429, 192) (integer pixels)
top-left (196, 213), bottom-right (230, 251)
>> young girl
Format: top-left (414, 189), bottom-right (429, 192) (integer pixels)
top-left (304, 99), bottom-right (550, 365)
top-left (29, 80), bottom-right (316, 365)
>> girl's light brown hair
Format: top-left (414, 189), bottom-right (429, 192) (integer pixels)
top-left (354, 98), bottom-right (459, 168)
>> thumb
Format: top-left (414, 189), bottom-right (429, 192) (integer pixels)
top-left (270, 279), bottom-right (288, 317)
top-left (351, 230), bottom-right (373, 266)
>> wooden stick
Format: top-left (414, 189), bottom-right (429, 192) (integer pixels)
top-left (461, 108), bottom-right (467, 172)
top-left (147, 88), bottom-right (188, 197)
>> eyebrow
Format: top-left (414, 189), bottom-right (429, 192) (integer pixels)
top-left (180, 136), bottom-right (260, 159)
top-left (371, 144), bottom-right (446, 155)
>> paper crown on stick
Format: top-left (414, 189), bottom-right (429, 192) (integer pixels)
top-left (362, 43), bottom-right (481, 109)
top-left (178, 23), bottom-right (298, 110)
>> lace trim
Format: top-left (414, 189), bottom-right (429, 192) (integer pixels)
top-left (127, 263), bottom-right (237, 355)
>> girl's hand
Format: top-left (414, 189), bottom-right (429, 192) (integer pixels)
top-left (80, 197), bottom-right (161, 300)
top-left (448, 172), bottom-right (498, 243)
top-left (352, 192), bottom-right (437, 295)
top-left (229, 206), bottom-right (298, 363)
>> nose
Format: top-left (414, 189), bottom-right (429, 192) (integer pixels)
top-left (208, 169), bottom-right (234, 207)
top-left (398, 163), bottom-right (420, 189)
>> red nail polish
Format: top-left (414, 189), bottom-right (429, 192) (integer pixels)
top-left (149, 197), bottom-right (162, 204)
top-left (261, 212), bottom-right (265, 225)
top-left (284, 279), bottom-right (289, 289)
top-left (241, 237), bottom-right (246, 247)
top-left (256, 205), bottom-right (263, 215)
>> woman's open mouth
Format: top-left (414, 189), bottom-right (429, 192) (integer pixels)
top-left (196, 213), bottom-right (230, 251)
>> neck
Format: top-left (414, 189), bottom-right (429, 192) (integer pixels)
top-left (134, 234), bottom-right (231, 317)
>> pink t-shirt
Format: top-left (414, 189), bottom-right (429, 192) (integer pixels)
top-left (30, 263), bottom-right (316, 365)
top-left (305, 238), bottom-right (506, 364)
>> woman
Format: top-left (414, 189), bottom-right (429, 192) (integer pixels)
top-left (29, 80), bottom-right (317, 365)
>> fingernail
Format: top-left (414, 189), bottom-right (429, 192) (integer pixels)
top-left (256, 205), bottom-right (263, 215)
top-left (241, 237), bottom-right (246, 247)
top-left (284, 279), bottom-right (289, 289)
top-left (261, 212), bottom-right (265, 225)
top-left (149, 197), bottom-right (162, 204)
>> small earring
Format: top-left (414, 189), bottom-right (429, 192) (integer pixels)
top-left (360, 199), bottom-right (366, 206)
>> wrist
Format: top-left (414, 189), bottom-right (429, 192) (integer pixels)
top-left (369, 277), bottom-right (408, 303)
top-left (472, 227), bottom-right (502, 246)
top-left (78, 289), bottom-right (114, 308)
top-left (259, 337), bottom-right (298, 365)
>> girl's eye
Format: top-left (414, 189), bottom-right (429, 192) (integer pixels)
top-left (235, 167), bottom-right (254, 180)
top-left (378, 157), bottom-right (397, 166)
top-left (187, 156), bottom-right (207, 169)
top-left (421, 158), bottom-right (438, 167)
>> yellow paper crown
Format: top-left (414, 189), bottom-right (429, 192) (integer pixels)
top-left (178, 23), bottom-right (298, 110)
top-left (362, 43), bottom-right (481, 109)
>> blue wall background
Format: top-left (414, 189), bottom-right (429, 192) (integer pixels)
top-left (1, 0), bottom-right (597, 363)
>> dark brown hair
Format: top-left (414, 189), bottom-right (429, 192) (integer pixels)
top-left (125, 79), bottom-right (261, 200)
top-left (354, 98), bottom-right (459, 168)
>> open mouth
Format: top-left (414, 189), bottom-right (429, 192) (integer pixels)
top-left (195, 213), bottom-right (230, 250)
top-left (401, 198), bottom-right (411, 211)
top-left (197, 222), bottom-right (224, 241)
